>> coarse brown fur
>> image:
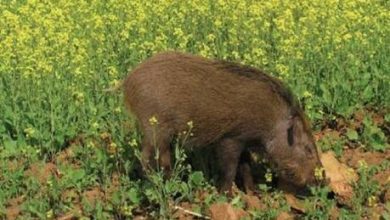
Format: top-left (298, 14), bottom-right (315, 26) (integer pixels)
top-left (123, 51), bottom-right (323, 192)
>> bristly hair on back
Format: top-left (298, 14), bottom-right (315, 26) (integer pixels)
top-left (214, 60), bottom-right (301, 111)
top-left (215, 60), bottom-right (311, 129)
top-left (214, 60), bottom-right (313, 130)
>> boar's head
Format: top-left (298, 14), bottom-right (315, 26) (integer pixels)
top-left (266, 113), bottom-right (323, 189)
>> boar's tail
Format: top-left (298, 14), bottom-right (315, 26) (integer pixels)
top-left (102, 80), bottom-right (124, 93)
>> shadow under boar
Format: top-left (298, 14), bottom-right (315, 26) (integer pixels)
top-left (123, 52), bottom-right (323, 193)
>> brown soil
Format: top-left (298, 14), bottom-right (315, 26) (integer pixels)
top-left (172, 202), bottom-right (198, 220)
top-left (62, 189), bottom-right (79, 203)
top-left (5, 196), bottom-right (24, 220)
top-left (208, 203), bottom-right (248, 220)
top-left (285, 194), bottom-right (305, 213)
top-left (276, 211), bottom-right (294, 220)
top-left (340, 148), bottom-right (390, 169)
top-left (374, 170), bottom-right (390, 186)
top-left (314, 128), bottom-right (341, 141)
top-left (368, 205), bottom-right (386, 220)
top-left (105, 172), bottom-right (121, 197)
top-left (82, 187), bottom-right (105, 207)
top-left (242, 194), bottom-right (266, 211)
top-left (7, 159), bottom-right (25, 172)
top-left (383, 189), bottom-right (390, 203)
top-left (6, 206), bottom-right (20, 220)
top-left (24, 162), bottom-right (60, 184)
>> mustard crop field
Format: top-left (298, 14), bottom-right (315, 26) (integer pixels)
top-left (0, 0), bottom-right (389, 219)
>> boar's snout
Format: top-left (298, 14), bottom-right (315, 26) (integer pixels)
top-left (277, 159), bottom-right (322, 188)
top-left (279, 159), bottom-right (326, 196)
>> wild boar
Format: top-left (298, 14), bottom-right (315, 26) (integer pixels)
top-left (123, 52), bottom-right (323, 192)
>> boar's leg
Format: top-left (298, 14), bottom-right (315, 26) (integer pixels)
top-left (237, 150), bottom-right (255, 193)
top-left (140, 136), bottom-right (154, 170)
top-left (158, 137), bottom-right (172, 175)
top-left (239, 163), bottom-right (255, 193)
top-left (216, 138), bottom-right (244, 193)
top-left (141, 128), bottom-right (172, 176)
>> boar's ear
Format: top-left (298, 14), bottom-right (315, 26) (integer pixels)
top-left (287, 116), bottom-right (303, 146)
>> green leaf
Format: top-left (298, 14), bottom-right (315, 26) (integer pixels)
top-left (346, 129), bottom-right (359, 141)
top-left (128, 188), bottom-right (140, 205)
top-left (189, 171), bottom-right (204, 187)
top-left (230, 195), bottom-right (241, 206)
top-left (4, 140), bottom-right (17, 150)
top-left (111, 191), bottom-right (121, 205)
top-left (363, 86), bottom-right (373, 99)
top-left (3, 140), bottom-right (18, 157)
top-left (71, 169), bottom-right (86, 181)
top-left (0, 124), bottom-right (6, 133)
top-left (320, 83), bottom-right (332, 105)
top-left (370, 142), bottom-right (385, 151)
top-left (385, 114), bottom-right (390, 123)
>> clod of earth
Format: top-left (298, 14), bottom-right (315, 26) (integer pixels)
top-left (285, 193), bottom-right (305, 213)
top-left (6, 196), bottom-right (24, 220)
top-left (242, 194), bottom-right (266, 211)
top-left (209, 203), bottom-right (248, 220)
top-left (276, 211), bottom-right (294, 220)
top-left (374, 170), bottom-right (390, 186)
top-left (321, 151), bottom-right (358, 203)
top-left (82, 187), bottom-right (105, 207)
top-left (329, 206), bottom-right (340, 220)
